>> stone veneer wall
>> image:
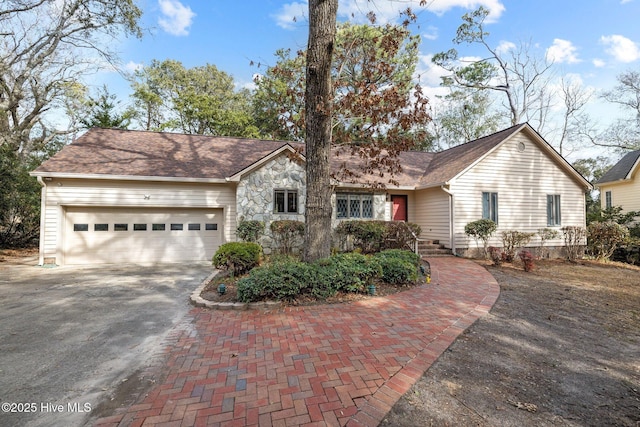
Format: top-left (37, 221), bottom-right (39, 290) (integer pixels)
top-left (236, 155), bottom-right (306, 254)
top-left (237, 154), bottom-right (390, 254)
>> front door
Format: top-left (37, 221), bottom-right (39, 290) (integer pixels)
top-left (391, 195), bottom-right (408, 221)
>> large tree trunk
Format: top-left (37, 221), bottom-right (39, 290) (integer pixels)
top-left (304, 0), bottom-right (338, 262)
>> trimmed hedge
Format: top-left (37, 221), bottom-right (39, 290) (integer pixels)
top-left (335, 220), bottom-right (421, 253)
top-left (236, 250), bottom-right (422, 303)
top-left (373, 249), bottom-right (420, 284)
top-left (212, 242), bottom-right (262, 275)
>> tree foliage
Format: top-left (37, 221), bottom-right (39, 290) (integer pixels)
top-left (79, 85), bottom-right (134, 129)
top-left (0, 0), bottom-right (142, 160)
top-left (130, 59), bottom-right (259, 137)
top-left (254, 20), bottom-right (431, 184)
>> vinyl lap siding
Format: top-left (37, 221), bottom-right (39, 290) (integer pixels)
top-left (413, 188), bottom-right (451, 247)
top-left (41, 179), bottom-right (237, 262)
top-left (451, 134), bottom-right (586, 249)
top-left (599, 178), bottom-right (640, 213)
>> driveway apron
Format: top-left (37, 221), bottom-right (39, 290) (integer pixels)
top-left (94, 257), bottom-right (499, 427)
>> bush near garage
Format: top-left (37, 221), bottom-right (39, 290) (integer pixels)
top-left (212, 242), bottom-right (262, 276)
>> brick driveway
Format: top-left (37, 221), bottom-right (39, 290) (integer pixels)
top-left (94, 257), bottom-right (499, 427)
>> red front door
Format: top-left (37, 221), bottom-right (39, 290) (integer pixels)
top-left (391, 195), bottom-right (408, 221)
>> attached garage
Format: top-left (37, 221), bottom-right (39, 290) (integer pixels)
top-left (63, 207), bottom-right (222, 265)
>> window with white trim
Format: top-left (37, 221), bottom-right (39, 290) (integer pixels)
top-left (482, 192), bottom-right (498, 224)
top-left (336, 193), bottom-right (374, 219)
top-left (274, 189), bottom-right (298, 213)
top-left (547, 194), bottom-right (562, 226)
top-left (605, 191), bottom-right (612, 209)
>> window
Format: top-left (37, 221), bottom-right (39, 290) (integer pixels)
top-left (94, 224), bottom-right (108, 231)
top-left (170, 223), bottom-right (183, 231)
top-left (482, 192), bottom-right (499, 224)
top-left (134, 224), bottom-right (147, 231)
top-left (336, 193), bottom-right (374, 219)
top-left (274, 189), bottom-right (298, 213)
top-left (73, 224), bottom-right (88, 232)
top-left (114, 224), bottom-right (128, 231)
top-left (152, 224), bottom-right (166, 231)
top-left (547, 195), bottom-right (562, 226)
top-left (605, 191), bottom-right (612, 210)
top-left (205, 223), bottom-right (218, 231)
top-left (188, 223), bottom-right (201, 231)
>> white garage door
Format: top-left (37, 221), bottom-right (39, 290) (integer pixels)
top-left (64, 207), bottom-right (222, 265)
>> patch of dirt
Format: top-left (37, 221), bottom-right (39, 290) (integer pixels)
top-left (0, 247), bottom-right (38, 268)
top-left (382, 259), bottom-right (640, 427)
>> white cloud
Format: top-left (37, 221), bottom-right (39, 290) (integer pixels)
top-left (592, 58), bottom-right (606, 68)
top-left (495, 40), bottom-right (516, 55)
top-left (546, 39), bottom-right (581, 64)
top-left (600, 34), bottom-right (640, 63)
top-left (158, 0), bottom-right (195, 36)
top-left (273, 0), bottom-right (505, 29)
top-left (423, 26), bottom-right (439, 41)
top-left (272, 1), bottom-right (307, 30)
top-left (124, 61), bottom-right (144, 73)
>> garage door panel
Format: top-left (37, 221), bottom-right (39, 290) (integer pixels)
top-left (64, 207), bottom-right (221, 264)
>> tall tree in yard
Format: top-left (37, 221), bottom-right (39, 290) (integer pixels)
top-left (304, 0), bottom-right (338, 262)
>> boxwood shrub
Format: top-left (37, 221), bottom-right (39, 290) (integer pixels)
top-left (373, 249), bottom-right (420, 284)
top-left (212, 242), bottom-right (262, 275)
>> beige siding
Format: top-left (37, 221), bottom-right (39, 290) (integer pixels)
top-left (451, 133), bottom-right (586, 250)
top-left (599, 176), bottom-right (640, 213)
top-left (413, 187), bottom-right (451, 246)
top-left (40, 178), bottom-right (236, 263)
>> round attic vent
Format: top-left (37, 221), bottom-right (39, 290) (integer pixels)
top-left (517, 141), bottom-right (526, 152)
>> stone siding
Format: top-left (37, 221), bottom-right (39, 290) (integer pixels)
top-left (237, 155), bottom-right (306, 254)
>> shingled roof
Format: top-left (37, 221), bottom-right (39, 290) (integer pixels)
top-left (33, 123), bottom-right (578, 188)
top-left (596, 149), bottom-right (640, 185)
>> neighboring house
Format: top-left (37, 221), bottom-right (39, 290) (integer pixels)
top-left (31, 123), bottom-right (591, 265)
top-left (595, 149), bottom-right (640, 213)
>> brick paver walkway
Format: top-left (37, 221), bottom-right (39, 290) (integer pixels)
top-left (94, 257), bottom-right (499, 427)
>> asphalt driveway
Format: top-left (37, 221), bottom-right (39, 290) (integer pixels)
top-left (0, 257), bottom-right (212, 427)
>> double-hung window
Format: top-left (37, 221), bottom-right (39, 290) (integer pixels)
top-left (482, 192), bottom-right (499, 224)
top-left (547, 194), bottom-right (562, 226)
top-left (605, 191), bottom-right (612, 210)
top-left (274, 189), bottom-right (298, 213)
top-left (336, 193), bottom-right (373, 219)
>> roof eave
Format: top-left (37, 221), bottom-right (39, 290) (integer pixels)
top-left (29, 171), bottom-right (229, 184)
top-left (226, 144), bottom-right (303, 182)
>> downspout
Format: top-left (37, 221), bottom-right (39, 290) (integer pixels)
top-left (440, 184), bottom-right (456, 255)
top-left (36, 176), bottom-right (46, 266)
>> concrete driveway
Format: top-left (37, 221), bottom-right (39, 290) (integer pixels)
top-left (0, 256), bottom-right (213, 427)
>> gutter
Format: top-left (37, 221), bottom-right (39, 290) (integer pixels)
top-left (440, 184), bottom-right (456, 255)
top-left (36, 176), bottom-right (46, 266)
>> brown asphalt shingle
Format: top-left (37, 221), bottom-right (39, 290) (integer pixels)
top-left (34, 124), bottom-right (529, 187)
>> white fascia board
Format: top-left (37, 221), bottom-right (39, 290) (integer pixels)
top-left (226, 144), bottom-right (304, 182)
top-left (29, 171), bottom-right (229, 184)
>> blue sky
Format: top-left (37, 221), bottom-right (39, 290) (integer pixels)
top-left (98, 0), bottom-right (640, 158)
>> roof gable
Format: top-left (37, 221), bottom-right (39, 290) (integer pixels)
top-left (596, 150), bottom-right (640, 185)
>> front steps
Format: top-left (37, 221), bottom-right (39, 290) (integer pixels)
top-left (418, 239), bottom-right (453, 257)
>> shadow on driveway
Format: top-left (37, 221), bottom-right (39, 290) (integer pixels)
top-left (0, 260), bottom-right (212, 427)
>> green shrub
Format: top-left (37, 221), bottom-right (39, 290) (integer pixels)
top-left (464, 219), bottom-right (497, 258)
top-left (321, 252), bottom-right (382, 293)
top-left (236, 219), bottom-right (265, 242)
top-left (270, 220), bottom-right (305, 254)
top-left (501, 230), bottom-right (535, 262)
top-left (587, 221), bottom-right (630, 261)
top-left (236, 259), bottom-right (312, 302)
top-left (373, 250), bottom-right (419, 284)
top-left (335, 220), bottom-right (421, 253)
top-left (212, 242), bottom-right (262, 275)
